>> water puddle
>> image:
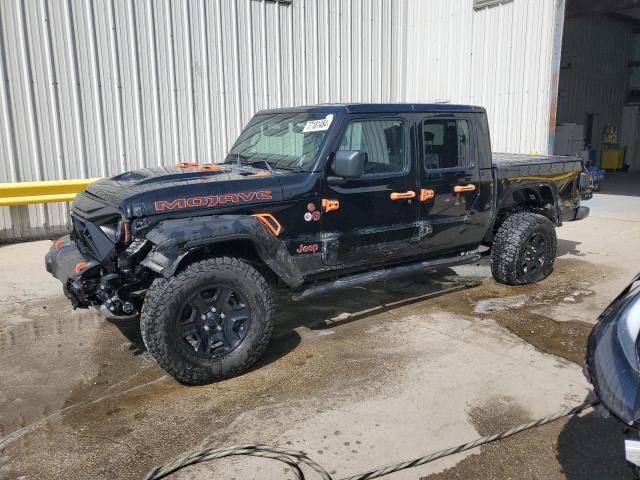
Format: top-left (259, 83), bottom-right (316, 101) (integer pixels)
top-left (474, 294), bottom-right (529, 313)
top-left (0, 296), bottom-right (157, 442)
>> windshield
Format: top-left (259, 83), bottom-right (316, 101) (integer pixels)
top-left (226, 112), bottom-right (334, 171)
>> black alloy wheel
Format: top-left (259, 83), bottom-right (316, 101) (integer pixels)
top-left (141, 257), bottom-right (274, 385)
top-left (178, 285), bottom-right (251, 359)
top-left (520, 232), bottom-right (548, 278)
top-left (490, 211), bottom-right (557, 285)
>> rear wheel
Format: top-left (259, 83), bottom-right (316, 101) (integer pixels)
top-left (490, 212), bottom-right (557, 285)
top-left (141, 257), bottom-right (274, 385)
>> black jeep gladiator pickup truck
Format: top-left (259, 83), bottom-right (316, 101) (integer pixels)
top-left (46, 103), bottom-right (591, 384)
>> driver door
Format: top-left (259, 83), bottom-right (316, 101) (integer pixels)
top-left (320, 116), bottom-right (419, 266)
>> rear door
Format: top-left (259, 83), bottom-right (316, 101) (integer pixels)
top-left (417, 114), bottom-right (483, 252)
top-left (321, 116), bottom-right (419, 265)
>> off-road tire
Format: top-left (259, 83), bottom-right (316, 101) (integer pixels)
top-left (140, 257), bottom-right (274, 385)
top-left (490, 212), bottom-right (557, 285)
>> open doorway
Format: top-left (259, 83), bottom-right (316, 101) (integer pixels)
top-left (556, 0), bottom-right (640, 193)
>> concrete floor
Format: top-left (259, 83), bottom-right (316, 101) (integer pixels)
top-left (1, 189), bottom-right (639, 480)
top-left (598, 171), bottom-right (640, 197)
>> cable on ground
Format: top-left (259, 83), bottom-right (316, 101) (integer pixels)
top-left (145, 400), bottom-right (598, 480)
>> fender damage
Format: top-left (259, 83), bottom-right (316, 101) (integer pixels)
top-left (141, 215), bottom-right (304, 288)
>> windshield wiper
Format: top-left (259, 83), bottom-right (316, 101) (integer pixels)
top-left (227, 154), bottom-right (276, 174)
top-left (223, 153), bottom-right (249, 166)
top-left (226, 154), bottom-right (303, 173)
top-left (269, 163), bottom-right (306, 172)
top-left (261, 159), bottom-right (277, 175)
top-left (244, 159), bottom-right (278, 175)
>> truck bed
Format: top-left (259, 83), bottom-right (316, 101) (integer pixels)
top-left (492, 152), bottom-right (582, 178)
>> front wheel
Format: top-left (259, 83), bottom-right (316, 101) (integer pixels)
top-left (490, 212), bottom-right (557, 285)
top-left (141, 257), bottom-right (274, 385)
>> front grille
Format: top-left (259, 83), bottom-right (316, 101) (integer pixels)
top-left (72, 217), bottom-right (99, 259)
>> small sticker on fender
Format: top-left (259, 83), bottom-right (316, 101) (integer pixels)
top-left (303, 114), bottom-right (333, 133)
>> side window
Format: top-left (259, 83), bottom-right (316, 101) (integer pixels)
top-left (423, 119), bottom-right (472, 170)
top-left (339, 120), bottom-right (406, 175)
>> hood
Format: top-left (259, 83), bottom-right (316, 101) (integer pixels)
top-left (77, 164), bottom-right (286, 219)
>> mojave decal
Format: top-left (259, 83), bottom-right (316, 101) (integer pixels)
top-left (154, 190), bottom-right (273, 212)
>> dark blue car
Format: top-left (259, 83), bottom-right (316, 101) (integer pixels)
top-left (587, 274), bottom-right (640, 477)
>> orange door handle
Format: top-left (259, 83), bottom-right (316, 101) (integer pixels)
top-left (453, 184), bottom-right (476, 193)
top-left (390, 191), bottom-right (416, 200)
top-left (420, 189), bottom-right (435, 201)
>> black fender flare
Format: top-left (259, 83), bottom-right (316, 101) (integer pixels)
top-left (140, 215), bottom-right (304, 287)
top-left (497, 181), bottom-right (561, 224)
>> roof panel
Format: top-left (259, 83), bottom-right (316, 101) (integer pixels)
top-left (257, 103), bottom-right (485, 115)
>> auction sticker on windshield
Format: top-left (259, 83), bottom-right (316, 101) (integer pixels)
top-left (303, 114), bottom-right (334, 133)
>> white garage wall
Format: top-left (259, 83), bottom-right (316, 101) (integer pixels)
top-left (0, 0), bottom-right (563, 241)
top-left (405, 0), bottom-right (563, 155)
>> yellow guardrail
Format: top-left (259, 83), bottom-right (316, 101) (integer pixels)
top-left (0, 178), bottom-right (101, 207)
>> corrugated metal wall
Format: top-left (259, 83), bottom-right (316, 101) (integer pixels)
top-left (557, 15), bottom-right (634, 153)
top-left (0, 0), bottom-right (562, 242)
top-left (405, 0), bottom-right (563, 155)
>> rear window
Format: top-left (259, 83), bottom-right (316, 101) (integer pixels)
top-left (423, 119), bottom-right (472, 170)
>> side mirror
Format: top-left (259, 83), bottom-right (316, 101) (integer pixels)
top-left (332, 150), bottom-right (366, 179)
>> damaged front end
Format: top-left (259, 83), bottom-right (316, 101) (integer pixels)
top-left (586, 274), bottom-right (640, 475)
top-left (45, 234), bottom-right (100, 308)
top-left (45, 192), bottom-right (153, 319)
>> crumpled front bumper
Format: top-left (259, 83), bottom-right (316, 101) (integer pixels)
top-left (45, 235), bottom-right (98, 307)
top-left (586, 274), bottom-right (640, 427)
